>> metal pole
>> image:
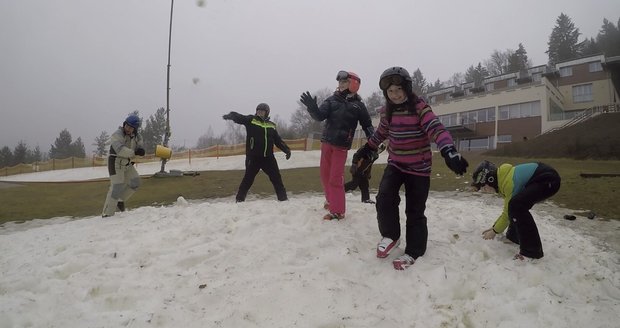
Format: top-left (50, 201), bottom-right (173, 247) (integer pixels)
top-left (160, 0), bottom-right (174, 173)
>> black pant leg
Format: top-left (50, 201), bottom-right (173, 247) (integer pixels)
top-left (262, 156), bottom-right (288, 201)
top-left (505, 223), bottom-right (520, 244)
top-left (358, 175), bottom-right (370, 201)
top-left (375, 165), bottom-right (403, 241)
top-left (344, 179), bottom-right (358, 192)
top-left (508, 174), bottom-right (560, 259)
top-left (236, 156), bottom-right (262, 201)
top-left (403, 174), bottom-right (430, 259)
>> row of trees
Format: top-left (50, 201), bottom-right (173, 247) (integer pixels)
top-left (1, 109), bottom-right (169, 168)
top-left (197, 13), bottom-right (619, 147)
top-left (3, 14), bottom-right (619, 169)
top-left (0, 130), bottom-right (86, 168)
top-left (410, 14), bottom-right (620, 95)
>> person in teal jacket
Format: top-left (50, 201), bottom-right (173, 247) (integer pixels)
top-left (472, 160), bottom-right (561, 260)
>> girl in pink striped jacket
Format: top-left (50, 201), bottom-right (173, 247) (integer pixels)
top-left (356, 66), bottom-right (469, 270)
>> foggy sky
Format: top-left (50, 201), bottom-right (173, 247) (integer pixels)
top-left (1, 0), bottom-right (619, 154)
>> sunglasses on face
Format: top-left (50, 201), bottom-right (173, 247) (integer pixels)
top-left (379, 75), bottom-right (404, 91)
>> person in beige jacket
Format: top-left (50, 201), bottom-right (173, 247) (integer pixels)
top-left (102, 115), bottom-right (145, 217)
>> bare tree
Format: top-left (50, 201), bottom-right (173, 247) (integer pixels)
top-left (485, 49), bottom-right (513, 76)
top-left (290, 88), bottom-right (332, 138)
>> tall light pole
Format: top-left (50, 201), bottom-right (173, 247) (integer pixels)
top-left (159, 0), bottom-right (174, 174)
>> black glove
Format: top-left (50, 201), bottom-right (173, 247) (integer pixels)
top-left (300, 91), bottom-right (318, 111)
top-left (285, 152), bottom-right (291, 160)
top-left (222, 112), bottom-right (233, 120)
top-left (355, 143), bottom-right (378, 162)
top-left (135, 148), bottom-right (145, 156)
top-left (441, 146), bottom-right (468, 175)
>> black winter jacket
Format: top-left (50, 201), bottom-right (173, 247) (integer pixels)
top-left (226, 112), bottom-right (291, 158)
top-left (307, 91), bottom-right (374, 149)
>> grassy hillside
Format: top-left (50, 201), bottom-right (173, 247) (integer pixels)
top-left (486, 112), bottom-right (620, 160)
top-left (1, 113), bottom-right (619, 224)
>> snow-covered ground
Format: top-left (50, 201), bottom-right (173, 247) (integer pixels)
top-left (1, 150), bottom-right (618, 327)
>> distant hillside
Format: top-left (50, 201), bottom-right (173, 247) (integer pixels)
top-left (485, 112), bottom-right (620, 160)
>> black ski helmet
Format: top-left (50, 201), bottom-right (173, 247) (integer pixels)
top-left (379, 66), bottom-right (413, 98)
top-left (124, 114), bottom-right (141, 129)
top-left (472, 160), bottom-right (498, 191)
top-left (256, 103), bottom-right (270, 117)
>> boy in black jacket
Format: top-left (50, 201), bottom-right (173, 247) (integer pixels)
top-left (345, 143), bottom-right (386, 203)
top-left (223, 103), bottom-right (291, 202)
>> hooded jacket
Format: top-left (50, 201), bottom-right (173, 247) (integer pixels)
top-left (108, 126), bottom-right (144, 166)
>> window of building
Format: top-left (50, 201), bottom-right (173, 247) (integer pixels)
top-left (559, 66), bottom-right (573, 77)
top-left (520, 102), bottom-right (532, 117)
top-left (459, 138), bottom-right (491, 151)
top-left (532, 101), bottom-right (541, 116)
top-left (498, 101), bottom-right (541, 120)
top-left (499, 107), bottom-right (509, 120)
top-left (509, 104), bottom-right (520, 118)
top-left (589, 62), bottom-right (602, 72)
top-left (573, 84), bottom-right (593, 103)
top-left (485, 83), bottom-right (494, 92)
top-left (439, 113), bottom-right (458, 127)
top-left (429, 96), bottom-right (436, 104)
top-left (478, 107), bottom-right (495, 122)
top-left (507, 78), bottom-right (517, 87)
top-left (464, 111), bottom-right (477, 123)
top-left (497, 135), bottom-right (512, 143)
top-left (469, 138), bottom-right (490, 149)
top-left (532, 73), bottom-right (542, 81)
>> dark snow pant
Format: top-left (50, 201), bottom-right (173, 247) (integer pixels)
top-left (507, 164), bottom-right (561, 259)
top-left (344, 173), bottom-right (370, 202)
top-left (375, 165), bottom-right (430, 259)
top-left (236, 155), bottom-right (288, 202)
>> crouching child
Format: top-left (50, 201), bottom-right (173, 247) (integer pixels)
top-left (473, 160), bottom-right (561, 260)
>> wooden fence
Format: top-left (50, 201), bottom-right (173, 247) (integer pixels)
top-left (0, 136), bottom-right (367, 177)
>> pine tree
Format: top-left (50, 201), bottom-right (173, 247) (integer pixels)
top-left (12, 141), bottom-right (29, 166)
top-left (427, 79), bottom-right (444, 93)
top-left (71, 137), bottom-right (86, 158)
top-left (596, 18), bottom-right (620, 56)
top-left (411, 68), bottom-right (427, 96)
top-left (580, 37), bottom-right (601, 56)
top-left (49, 129), bottom-right (74, 159)
top-left (93, 131), bottom-right (110, 157)
top-left (547, 13), bottom-right (581, 65)
top-left (465, 63), bottom-right (489, 86)
top-left (507, 43), bottom-right (529, 73)
top-left (0, 146), bottom-right (12, 168)
top-left (30, 146), bottom-right (42, 163)
top-left (141, 108), bottom-right (166, 153)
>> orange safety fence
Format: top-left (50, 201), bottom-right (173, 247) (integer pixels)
top-left (1, 137), bottom-right (358, 177)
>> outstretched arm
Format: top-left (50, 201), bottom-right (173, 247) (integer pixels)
top-left (300, 91), bottom-right (329, 121)
top-left (222, 111), bottom-right (251, 125)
